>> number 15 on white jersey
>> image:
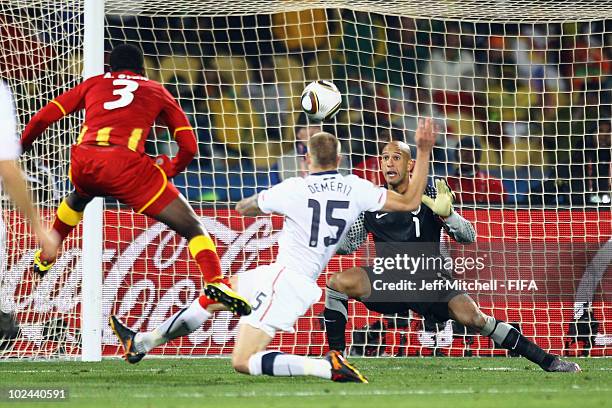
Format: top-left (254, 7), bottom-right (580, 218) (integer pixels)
top-left (257, 171), bottom-right (387, 281)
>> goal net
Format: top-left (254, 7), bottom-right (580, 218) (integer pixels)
top-left (1, 0), bottom-right (610, 359)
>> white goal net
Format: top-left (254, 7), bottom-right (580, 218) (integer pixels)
top-left (1, 0), bottom-right (610, 359)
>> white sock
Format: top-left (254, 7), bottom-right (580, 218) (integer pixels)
top-left (134, 297), bottom-right (211, 353)
top-left (248, 351), bottom-right (331, 379)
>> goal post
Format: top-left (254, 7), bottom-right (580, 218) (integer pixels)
top-left (0, 0), bottom-right (610, 360)
top-left (81, 0), bottom-right (105, 363)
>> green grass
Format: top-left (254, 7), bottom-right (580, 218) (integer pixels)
top-left (1, 357), bottom-right (611, 408)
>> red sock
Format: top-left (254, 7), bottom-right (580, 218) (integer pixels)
top-left (52, 217), bottom-right (75, 242)
top-left (198, 294), bottom-right (216, 309)
top-left (194, 249), bottom-right (223, 283)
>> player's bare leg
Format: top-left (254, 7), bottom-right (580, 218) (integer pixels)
top-left (126, 272), bottom-right (367, 382)
top-left (151, 195), bottom-right (250, 316)
top-left (329, 267), bottom-right (372, 299)
top-left (448, 293), bottom-right (581, 372)
top-left (324, 267), bottom-right (371, 352)
top-left (231, 324), bottom-right (274, 374)
top-left (33, 191), bottom-right (92, 277)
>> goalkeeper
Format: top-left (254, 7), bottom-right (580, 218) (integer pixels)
top-left (324, 140), bottom-right (580, 372)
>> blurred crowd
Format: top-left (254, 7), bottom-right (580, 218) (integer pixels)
top-left (2, 8), bottom-right (610, 206)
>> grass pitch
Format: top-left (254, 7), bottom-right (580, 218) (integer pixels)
top-left (1, 357), bottom-right (610, 408)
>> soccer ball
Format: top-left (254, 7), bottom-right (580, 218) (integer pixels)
top-left (300, 80), bottom-right (342, 121)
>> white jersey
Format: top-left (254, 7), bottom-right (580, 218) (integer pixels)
top-left (257, 170), bottom-right (387, 281)
top-left (0, 80), bottom-right (20, 161)
top-left (0, 80), bottom-right (18, 273)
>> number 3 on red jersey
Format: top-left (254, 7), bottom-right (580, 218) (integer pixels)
top-left (104, 79), bottom-right (139, 110)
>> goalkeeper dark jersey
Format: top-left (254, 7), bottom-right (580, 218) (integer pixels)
top-left (334, 183), bottom-right (477, 317)
top-left (337, 184), bottom-right (476, 257)
top-left (364, 185), bottom-right (444, 259)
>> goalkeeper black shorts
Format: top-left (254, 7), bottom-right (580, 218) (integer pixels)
top-left (361, 265), bottom-right (465, 323)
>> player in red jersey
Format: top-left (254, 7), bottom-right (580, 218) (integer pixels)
top-left (21, 45), bottom-right (251, 347)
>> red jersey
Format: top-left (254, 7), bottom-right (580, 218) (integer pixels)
top-left (22, 70), bottom-right (197, 176)
top-left (447, 170), bottom-right (506, 204)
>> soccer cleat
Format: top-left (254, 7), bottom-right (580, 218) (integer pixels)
top-left (545, 357), bottom-right (582, 373)
top-left (33, 249), bottom-right (55, 278)
top-left (108, 315), bottom-right (145, 364)
top-left (203, 280), bottom-right (251, 316)
top-left (325, 350), bottom-right (369, 383)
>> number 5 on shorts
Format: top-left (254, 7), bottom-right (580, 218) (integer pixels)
top-left (251, 292), bottom-right (268, 311)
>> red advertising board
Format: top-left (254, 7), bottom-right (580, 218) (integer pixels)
top-left (1, 209), bottom-right (610, 357)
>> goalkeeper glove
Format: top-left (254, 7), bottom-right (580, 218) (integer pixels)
top-left (154, 154), bottom-right (177, 178)
top-left (421, 178), bottom-right (455, 218)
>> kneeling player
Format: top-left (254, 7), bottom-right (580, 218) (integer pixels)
top-left (20, 44), bottom-right (249, 316)
top-left (324, 141), bottom-right (580, 372)
top-left (110, 120), bottom-right (437, 382)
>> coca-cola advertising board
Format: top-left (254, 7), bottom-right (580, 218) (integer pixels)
top-left (0, 209), bottom-right (610, 357)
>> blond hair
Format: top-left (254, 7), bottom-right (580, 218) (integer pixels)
top-left (307, 132), bottom-right (341, 167)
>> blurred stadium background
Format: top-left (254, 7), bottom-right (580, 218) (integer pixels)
top-left (0, 1), bottom-right (610, 361)
top-left (3, 1), bottom-right (611, 205)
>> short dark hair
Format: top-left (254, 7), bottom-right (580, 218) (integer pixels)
top-left (109, 44), bottom-right (144, 75)
top-left (308, 132), bottom-right (340, 167)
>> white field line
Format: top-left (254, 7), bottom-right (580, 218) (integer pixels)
top-left (4, 366), bottom-right (612, 374)
top-left (120, 387), bottom-right (612, 399)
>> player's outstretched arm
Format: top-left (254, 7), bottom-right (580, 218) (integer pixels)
top-left (422, 178), bottom-right (455, 217)
top-left (156, 88), bottom-right (198, 178)
top-left (236, 179), bottom-right (294, 216)
top-left (153, 129), bottom-right (197, 178)
top-left (21, 85), bottom-right (85, 152)
top-left (21, 103), bottom-right (66, 152)
top-left (381, 118), bottom-right (435, 212)
top-left (236, 194), bottom-right (264, 216)
top-left (422, 179), bottom-right (477, 243)
top-left (1, 81), bottom-right (60, 258)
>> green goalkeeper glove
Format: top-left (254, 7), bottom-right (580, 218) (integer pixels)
top-left (421, 178), bottom-right (455, 218)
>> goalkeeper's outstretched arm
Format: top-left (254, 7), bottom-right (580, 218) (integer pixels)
top-left (423, 178), bottom-right (476, 244)
top-left (442, 211), bottom-right (476, 243)
top-left (335, 193), bottom-right (476, 256)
